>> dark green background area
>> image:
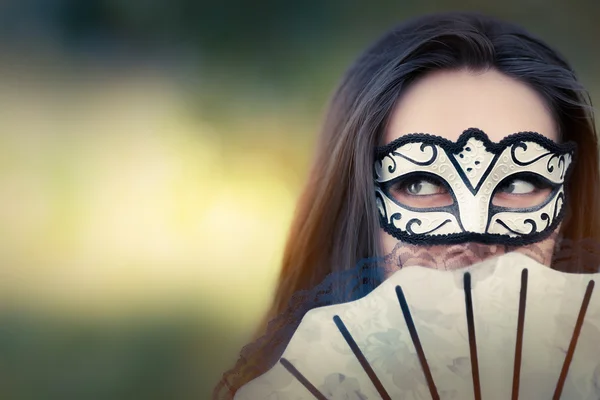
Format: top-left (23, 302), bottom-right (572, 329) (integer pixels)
top-left (0, 310), bottom-right (245, 399)
top-left (1, 1), bottom-right (598, 399)
top-left (3, 1), bottom-right (598, 113)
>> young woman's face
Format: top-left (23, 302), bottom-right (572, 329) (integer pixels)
top-left (379, 68), bottom-right (561, 271)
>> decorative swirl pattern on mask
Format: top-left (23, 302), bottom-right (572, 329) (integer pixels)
top-left (406, 218), bottom-right (453, 235)
top-left (391, 143), bottom-right (438, 166)
top-left (495, 218), bottom-right (537, 235)
top-left (390, 213), bottom-right (402, 225)
top-left (375, 192), bottom-right (387, 221)
top-left (546, 153), bottom-right (567, 179)
top-left (379, 143), bottom-right (438, 175)
top-left (511, 142), bottom-right (571, 181)
top-left (541, 213), bottom-right (551, 229)
top-left (511, 142), bottom-right (554, 166)
top-left (552, 192), bottom-right (565, 221)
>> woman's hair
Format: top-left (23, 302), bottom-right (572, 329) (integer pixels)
top-left (214, 11), bottom-right (600, 399)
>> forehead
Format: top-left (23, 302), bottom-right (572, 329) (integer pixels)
top-left (384, 68), bottom-right (558, 145)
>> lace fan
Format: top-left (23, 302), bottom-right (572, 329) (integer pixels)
top-left (234, 252), bottom-right (600, 399)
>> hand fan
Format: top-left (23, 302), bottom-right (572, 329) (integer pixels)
top-left (233, 252), bottom-right (600, 399)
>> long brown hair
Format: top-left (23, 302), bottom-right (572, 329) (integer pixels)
top-left (214, 11), bottom-right (600, 398)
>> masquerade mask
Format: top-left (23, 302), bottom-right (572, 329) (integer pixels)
top-left (374, 128), bottom-right (576, 246)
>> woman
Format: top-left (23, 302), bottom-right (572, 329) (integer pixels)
top-left (214, 11), bottom-right (600, 398)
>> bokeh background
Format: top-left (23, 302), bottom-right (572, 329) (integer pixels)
top-left (0, 1), bottom-right (598, 398)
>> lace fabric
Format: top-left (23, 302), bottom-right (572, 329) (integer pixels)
top-left (212, 237), bottom-right (600, 399)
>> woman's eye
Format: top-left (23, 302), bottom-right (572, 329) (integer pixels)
top-left (392, 177), bottom-right (447, 197)
top-left (492, 176), bottom-right (553, 208)
top-left (388, 176), bottom-right (453, 208)
top-left (406, 180), bottom-right (445, 195)
top-left (498, 179), bottom-right (537, 195)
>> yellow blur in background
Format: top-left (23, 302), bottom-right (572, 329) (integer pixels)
top-left (0, 67), bottom-right (293, 322)
top-left (0, 58), bottom-right (310, 398)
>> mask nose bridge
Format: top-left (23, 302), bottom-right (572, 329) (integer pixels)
top-left (456, 191), bottom-right (490, 234)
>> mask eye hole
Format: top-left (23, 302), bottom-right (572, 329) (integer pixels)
top-left (387, 173), bottom-right (454, 208)
top-left (492, 173), bottom-right (555, 208)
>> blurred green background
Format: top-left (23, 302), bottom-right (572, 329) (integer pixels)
top-left (0, 0), bottom-right (598, 398)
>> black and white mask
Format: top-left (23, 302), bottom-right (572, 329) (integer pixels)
top-left (374, 128), bottom-right (576, 246)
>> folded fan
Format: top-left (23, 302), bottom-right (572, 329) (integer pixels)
top-left (234, 252), bottom-right (600, 400)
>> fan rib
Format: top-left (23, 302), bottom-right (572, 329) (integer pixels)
top-left (332, 315), bottom-right (392, 400)
top-left (279, 358), bottom-right (329, 400)
top-left (395, 285), bottom-right (440, 400)
top-left (464, 272), bottom-right (482, 400)
top-left (511, 268), bottom-right (529, 400)
top-left (552, 280), bottom-right (595, 400)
